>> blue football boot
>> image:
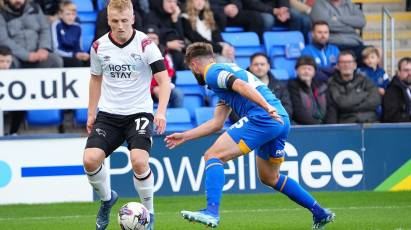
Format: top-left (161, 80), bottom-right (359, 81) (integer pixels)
top-left (96, 190), bottom-right (119, 230)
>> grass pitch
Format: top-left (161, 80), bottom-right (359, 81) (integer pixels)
top-left (0, 191), bottom-right (410, 230)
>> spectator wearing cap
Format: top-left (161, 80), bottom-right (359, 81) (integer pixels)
top-left (288, 56), bottom-right (327, 124)
top-left (326, 51), bottom-right (380, 124)
top-left (382, 57), bottom-right (411, 122)
top-left (145, 25), bottom-right (184, 108)
top-left (0, 0), bottom-right (63, 68)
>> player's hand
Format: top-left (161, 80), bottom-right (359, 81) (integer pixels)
top-left (266, 105), bottom-right (284, 125)
top-left (164, 132), bottom-right (186, 149)
top-left (86, 115), bottom-right (96, 134)
top-left (154, 112), bottom-right (166, 134)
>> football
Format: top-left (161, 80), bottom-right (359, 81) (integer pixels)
top-left (118, 202), bottom-right (150, 230)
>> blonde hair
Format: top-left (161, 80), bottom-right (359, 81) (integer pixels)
top-left (185, 0), bottom-right (215, 31)
top-left (108, 0), bottom-right (133, 12)
top-left (362, 46), bottom-right (380, 59)
top-left (59, 0), bottom-right (77, 12)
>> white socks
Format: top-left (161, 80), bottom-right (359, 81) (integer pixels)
top-left (86, 164), bottom-right (111, 201)
top-left (133, 169), bottom-right (154, 213)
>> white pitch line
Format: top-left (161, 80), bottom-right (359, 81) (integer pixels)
top-left (0, 205), bottom-right (410, 221)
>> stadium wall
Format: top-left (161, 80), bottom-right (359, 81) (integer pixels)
top-left (0, 124), bottom-right (410, 204)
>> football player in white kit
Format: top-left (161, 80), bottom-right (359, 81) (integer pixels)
top-left (82, 0), bottom-right (171, 229)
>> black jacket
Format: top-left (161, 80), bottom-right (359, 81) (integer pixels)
top-left (288, 78), bottom-right (327, 124)
top-left (382, 76), bottom-right (411, 122)
top-left (326, 72), bottom-right (381, 123)
top-left (267, 71), bottom-right (293, 117)
top-left (145, 0), bottom-right (185, 44)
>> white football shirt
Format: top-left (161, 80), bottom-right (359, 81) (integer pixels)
top-left (90, 30), bottom-right (163, 115)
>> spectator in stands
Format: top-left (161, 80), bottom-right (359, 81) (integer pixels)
top-left (0, 0), bottom-right (63, 68)
top-left (182, 0), bottom-right (235, 63)
top-left (249, 53), bottom-right (293, 116)
top-left (358, 46), bottom-right (389, 96)
top-left (382, 57), bottom-right (411, 122)
top-left (146, 0), bottom-right (187, 70)
top-left (301, 20), bottom-right (339, 79)
top-left (94, 0), bottom-right (144, 39)
top-left (326, 51), bottom-right (380, 124)
top-left (146, 25), bottom-right (184, 108)
top-left (209, 0), bottom-right (264, 37)
top-left (244, 0), bottom-right (311, 42)
top-left (34, 0), bottom-right (61, 23)
top-left (310, 0), bottom-right (366, 63)
top-left (288, 56), bottom-right (327, 124)
top-left (0, 45), bottom-right (24, 135)
top-left (52, 1), bottom-right (90, 67)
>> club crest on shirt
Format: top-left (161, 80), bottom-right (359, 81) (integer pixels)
top-left (131, 53), bottom-right (142, 62)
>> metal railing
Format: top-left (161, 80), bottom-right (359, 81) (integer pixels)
top-left (382, 7), bottom-right (396, 76)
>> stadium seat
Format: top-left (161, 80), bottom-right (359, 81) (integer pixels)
top-left (235, 57), bottom-right (250, 69)
top-left (271, 26), bottom-right (288, 31)
top-left (72, 0), bottom-right (94, 12)
top-left (175, 70), bottom-right (205, 96)
top-left (183, 95), bottom-right (204, 120)
top-left (80, 23), bottom-right (96, 52)
top-left (74, 109), bottom-right (88, 125)
top-left (97, 0), bottom-right (106, 10)
top-left (165, 108), bottom-right (194, 132)
top-left (263, 31), bottom-right (304, 78)
top-left (224, 27), bottom-right (245, 32)
top-left (77, 11), bottom-right (97, 23)
top-left (195, 107), bottom-right (231, 129)
top-left (26, 110), bottom-right (63, 126)
top-left (221, 32), bottom-right (264, 67)
top-left (270, 69), bottom-right (290, 81)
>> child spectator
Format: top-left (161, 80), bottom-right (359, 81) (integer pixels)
top-left (51, 0), bottom-right (90, 67)
top-left (146, 25), bottom-right (184, 108)
top-left (0, 45), bottom-right (24, 135)
top-left (359, 46), bottom-right (389, 96)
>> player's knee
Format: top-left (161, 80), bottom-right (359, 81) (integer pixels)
top-left (204, 151), bottom-right (222, 162)
top-left (131, 157), bottom-right (149, 174)
top-left (259, 173), bottom-right (280, 187)
top-left (83, 153), bottom-right (102, 172)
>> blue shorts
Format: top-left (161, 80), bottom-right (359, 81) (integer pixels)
top-left (227, 114), bottom-right (290, 163)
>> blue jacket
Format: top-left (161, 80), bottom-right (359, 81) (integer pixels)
top-left (51, 19), bottom-right (82, 57)
top-left (301, 43), bottom-right (339, 68)
top-left (358, 66), bottom-right (390, 89)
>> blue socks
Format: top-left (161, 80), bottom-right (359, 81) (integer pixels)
top-left (274, 174), bottom-right (320, 214)
top-left (205, 158), bottom-right (224, 216)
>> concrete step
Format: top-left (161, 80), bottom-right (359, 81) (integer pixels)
top-left (365, 12), bottom-right (411, 23)
top-left (362, 30), bottom-right (411, 40)
top-left (364, 39), bottom-right (411, 50)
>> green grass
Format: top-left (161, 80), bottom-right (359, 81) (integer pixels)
top-left (0, 191), bottom-right (410, 229)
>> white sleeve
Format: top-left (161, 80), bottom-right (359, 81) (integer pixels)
top-left (141, 37), bottom-right (164, 65)
top-left (90, 42), bottom-right (102, 76)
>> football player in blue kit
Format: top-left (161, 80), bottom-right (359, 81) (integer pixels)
top-left (165, 42), bottom-right (335, 228)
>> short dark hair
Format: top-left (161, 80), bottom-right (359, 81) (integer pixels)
top-left (250, 52), bottom-right (270, 64)
top-left (295, 56), bottom-right (317, 69)
top-left (0, 45), bottom-right (12, 56)
top-left (312, 20), bottom-right (329, 31)
top-left (338, 50), bottom-right (356, 62)
top-left (398, 57), bottom-right (411, 71)
top-left (185, 42), bottom-right (214, 64)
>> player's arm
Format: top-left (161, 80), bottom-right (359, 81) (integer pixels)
top-left (152, 61), bottom-right (171, 134)
top-left (87, 74), bottom-right (102, 134)
top-left (164, 103), bottom-right (231, 149)
top-left (230, 77), bottom-right (283, 124)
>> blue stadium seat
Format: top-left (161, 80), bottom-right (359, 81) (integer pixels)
top-left (165, 108), bottom-right (194, 132)
top-left (74, 109), bottom-right (88, 125)
top-left (26, 110), bottom-right (63, 126)
top-left (72, 0), bottom-right (94, 12)
top-left (221, 32), bottom-right (264, 65)
top-left (80, 23), bottom-right (96, 52)
top-left (195, 107), bottom-right (231, 129)
top-left (183, 95), bottom-right (204, 120)
top-left (98, 0), bottom-right (107, 10)
top-left (77, 11), bottom-right (97, 23)
top-left (270, 69), bottom-right (290, 81)
top-left (272, 26), bottom-right (288, 31)
top-left (235, 57), bottom-right (250, 69)
top-left (224, 27), bottom-right (244, 32)
top-left (175, 70), bottom-right (205, 96)
top-left (263, 31), bottom-right (304, 78)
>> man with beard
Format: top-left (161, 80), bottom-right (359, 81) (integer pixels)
top-left (301, 21), bottom-right (339, 79)
top-left (0, 0), bottom-right (63, 68)
top-left (382, 57), bottom-right (411, 122)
